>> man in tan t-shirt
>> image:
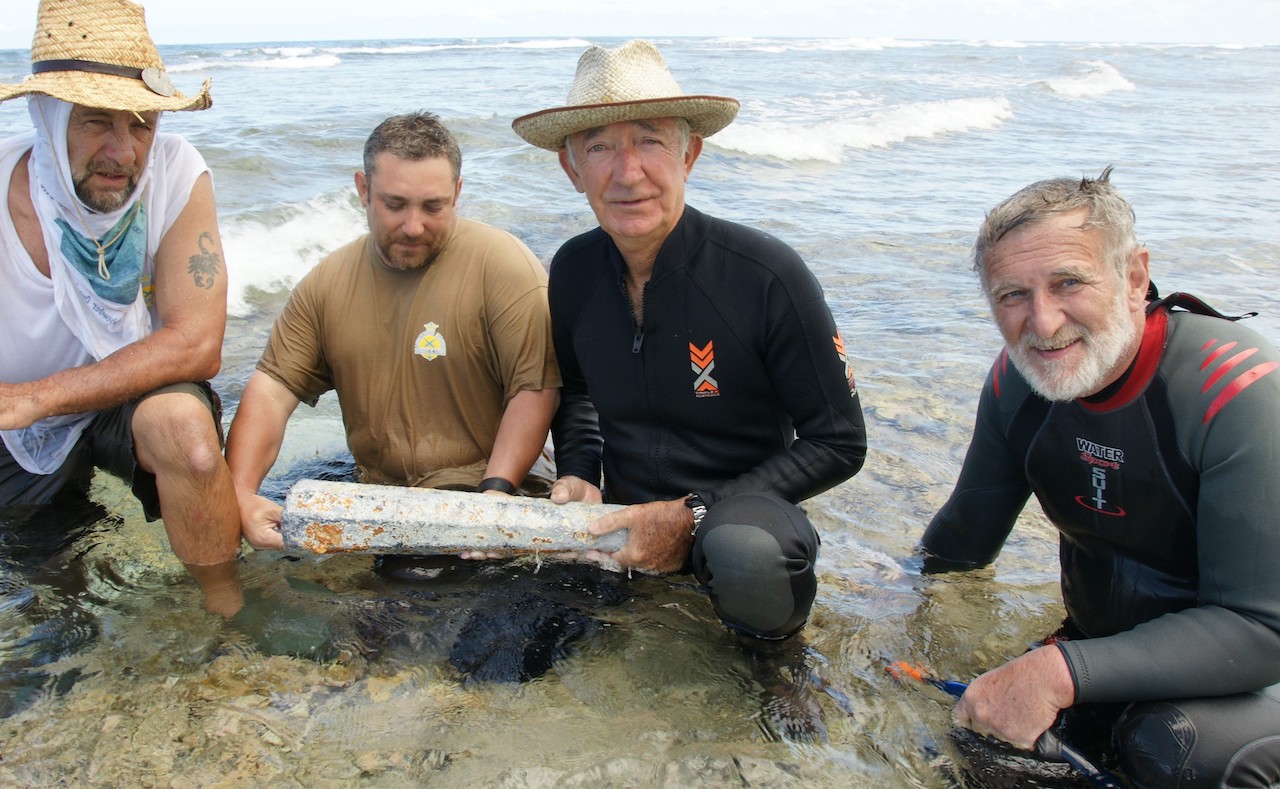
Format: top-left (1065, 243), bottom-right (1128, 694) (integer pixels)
top-left (225, 112), bottom-right (561, 550)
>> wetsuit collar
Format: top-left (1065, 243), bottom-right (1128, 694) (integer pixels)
top-left (1079, 308), bottom-right (1169, 413)
top-left (648, 204), bottom-right (703, 279)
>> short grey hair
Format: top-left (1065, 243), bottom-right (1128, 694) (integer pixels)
top-left (562, 117), bottom-right (693, 173)
top-left (973, 166), bottom-right (1140, 294)
top-left (363, 111), bottom-right (462, 182)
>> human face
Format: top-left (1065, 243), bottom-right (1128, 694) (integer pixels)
top-left (985, 210), bottom-right (1149, 401)
top-left (355, 153), bottom-right (460, 271)
top-left (67, 105), bottom-right (157, 212)
top-left (559, 118), bottom-right (701, 259)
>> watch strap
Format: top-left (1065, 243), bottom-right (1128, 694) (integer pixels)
top-left (476, 477), bottom-right (517, 494)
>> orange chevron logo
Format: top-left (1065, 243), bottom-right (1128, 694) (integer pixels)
top-left (690, 341), bottom-right (714, 367)
top-left (833, 331), bottom-right (857, 396)
top-left (690, 340), bottom-right (720, 397)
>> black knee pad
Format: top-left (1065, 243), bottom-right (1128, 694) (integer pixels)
top-left (691, 492), bottom-right (818, 639)
top-left (1117, 690), bottom-right (1280, 789)
top-left (1116, 701), bottom-right (1200, 788)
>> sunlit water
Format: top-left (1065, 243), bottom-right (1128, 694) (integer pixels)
top-left (0, 37), bottom-right (1276, 786)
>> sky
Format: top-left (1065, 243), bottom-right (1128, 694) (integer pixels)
top-left (0, 0), bottom-right (1277, 50)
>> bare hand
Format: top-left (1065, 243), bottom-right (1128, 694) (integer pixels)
top-left (550, 475), bottom-right (603, 505)
top-left (589, 498), bottom-right (694, 574)
top-left (238, 492), bottom-right (284, 551)
top-left (952, 645), bottom-right (1076, 750)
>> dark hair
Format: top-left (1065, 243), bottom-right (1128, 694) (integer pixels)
top-left (973, 166), bottom-right (1140, 294)
top-left (362, 111), bottom-right (462, 182)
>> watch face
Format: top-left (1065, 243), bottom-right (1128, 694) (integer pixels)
top-left (685, 495), bottom-right (708, 535)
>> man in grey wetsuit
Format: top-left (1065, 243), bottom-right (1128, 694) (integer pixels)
top-left (922, 168), bottom-right (1280, 788)
top-left (512, 40), bottom-right (866, 642)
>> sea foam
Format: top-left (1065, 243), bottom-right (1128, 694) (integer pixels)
top-left (1043, 60), bottom-right (1136, 98)
top-left (169, 53), bottom-right (342, 73)
top-left (710, 37), bottom-right (937, 53)
top-left (713, 97), bottom-right (1014, 162)
top-left (221, 193), bottom-right (366, 316)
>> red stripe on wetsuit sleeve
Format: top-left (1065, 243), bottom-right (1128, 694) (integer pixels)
top-left (993, 349), bottom-right (1009, 398)
top-left (1202, 347), bottom-right (1259, 393)
top-left (1200, 340), bottom-right (1238, 371)
top-left (1204, 361), bottom-right (1280, 423)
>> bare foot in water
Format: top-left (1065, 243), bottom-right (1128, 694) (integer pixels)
top-left (185, 559), bottom-right (244, 618)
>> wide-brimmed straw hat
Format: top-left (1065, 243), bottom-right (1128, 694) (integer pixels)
top-left (0, 0), bottom-right (210, 113)
top-left (512, 40), bottom-right (738, 151)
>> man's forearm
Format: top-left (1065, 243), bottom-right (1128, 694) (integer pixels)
top-left (1062, 607), bottom-right (1280, 704)
top-left (704, 431), bottom-right (865, 507)
top-left (484, 388), bottom-right (559, 486)
top-left (0, 324), bottom-right (223, 430)
top-left (224, 371), bottom-right (300, 496)
top-left (550, 388), bottom-right (603, 486)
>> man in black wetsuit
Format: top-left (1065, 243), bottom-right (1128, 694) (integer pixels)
top-left (923, 168), bottom-right (1280, 787)
top-left (511, 40), bottom-right (867, 643)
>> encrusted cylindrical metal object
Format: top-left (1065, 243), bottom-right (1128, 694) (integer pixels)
top-left (280, 479), bottom-right (627, 555)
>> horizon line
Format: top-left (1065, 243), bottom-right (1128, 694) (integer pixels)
top-left (1, 33), bottom-right (1277, 53)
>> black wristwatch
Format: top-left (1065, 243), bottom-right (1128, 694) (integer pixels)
top-left (477, 477), bottom-right (517, 494)
top-left (685, 492), bottom-right (708, 535)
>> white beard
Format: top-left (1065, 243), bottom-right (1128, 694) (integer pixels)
top-left (1006, 288), bottom-right (1139, 402)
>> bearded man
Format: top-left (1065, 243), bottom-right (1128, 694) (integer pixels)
top-left (921, 167), bottom-right (1280, 788)
top-left (225, 112), bottom-right (560, 552)
top-left (0, 0), bottom-right (241, 614)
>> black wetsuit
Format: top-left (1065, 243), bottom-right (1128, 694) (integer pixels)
top-left (550, 205), bottom-right (866, 638)
top-left (924, 300), bottom-right (1280, 787)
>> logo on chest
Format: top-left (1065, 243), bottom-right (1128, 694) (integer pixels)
top-left (1074, 437), bottom-right (1126, 517)
top-left (414, 322), bottom-right (447, 361)
top-left (690, 340), bottom-right (719, 397)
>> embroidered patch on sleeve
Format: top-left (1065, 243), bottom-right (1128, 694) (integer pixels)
top-left (834, 331), bottom-right (857, 397)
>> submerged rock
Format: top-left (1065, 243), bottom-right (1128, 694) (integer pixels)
top-left (449, 589), bottom-right (596, 683)
top-left (948, 727), bottom-right (1094, 788)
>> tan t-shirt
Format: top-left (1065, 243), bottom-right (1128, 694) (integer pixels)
top-left (258, 218), bottom-right (560, 488)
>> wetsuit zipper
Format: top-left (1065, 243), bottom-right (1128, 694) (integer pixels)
top-left (620, 277), bottom-right (644, 353)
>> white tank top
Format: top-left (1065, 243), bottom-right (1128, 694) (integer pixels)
top-left (0, 132), bottom-right (207, 473)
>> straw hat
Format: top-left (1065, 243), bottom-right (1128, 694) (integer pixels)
top-left (0, 0), bottom-right (210, 113)
top-left (512, 40), bottom-right (738, 151)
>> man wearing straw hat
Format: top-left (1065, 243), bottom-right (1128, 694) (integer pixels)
top-left (0, 0), bottom-right (241, 613)
top-left (513, 41), bottom-right (866, 646)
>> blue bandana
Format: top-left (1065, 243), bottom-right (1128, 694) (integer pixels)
top-left (54, 204), bottom-right (148, 305)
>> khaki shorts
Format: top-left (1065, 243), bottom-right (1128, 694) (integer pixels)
top-left (0, 382), bottom-right (222, 521)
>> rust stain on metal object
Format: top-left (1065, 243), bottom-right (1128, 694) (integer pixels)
top-left (280, 479), bottom-right (628, 556)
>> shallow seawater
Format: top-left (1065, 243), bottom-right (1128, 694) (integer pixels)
top-left (0, 388), bottom-right (1066, 789)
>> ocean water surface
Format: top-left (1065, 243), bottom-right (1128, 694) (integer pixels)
top-left (0, 36), bottom-right (1277, 786)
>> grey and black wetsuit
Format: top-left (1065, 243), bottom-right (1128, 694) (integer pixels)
top-left (924, 298), bottom-right (1280, 787)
